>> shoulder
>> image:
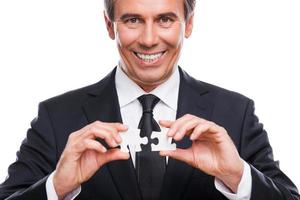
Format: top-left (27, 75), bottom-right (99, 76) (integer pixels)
top-left (181, 68), bottom-right (252, 107)
top-left (40, 69), bottom-right (115, 111)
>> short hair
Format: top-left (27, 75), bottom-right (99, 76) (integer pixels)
top-left (104, 0), bottom-right (196, 21)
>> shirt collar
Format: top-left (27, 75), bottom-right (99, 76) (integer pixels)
top-left (115, 65), bottom-right (179, 111)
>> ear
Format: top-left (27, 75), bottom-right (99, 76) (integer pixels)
top-left (104, 11), bottom-right (115, 40)
top-left (185, 13), bottom-right (194, 38)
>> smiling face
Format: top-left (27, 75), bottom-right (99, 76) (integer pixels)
top-left (105, 0), bottom-right (194, 92)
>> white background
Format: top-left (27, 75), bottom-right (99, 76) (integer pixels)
top-left (0, 0), bottom-right (299, 189)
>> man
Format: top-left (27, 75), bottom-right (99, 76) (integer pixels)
top-left (0, 0), bottom-right (299, 199)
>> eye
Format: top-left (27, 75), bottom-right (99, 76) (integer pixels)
top-left (160, 16), bottom-right (171, 23)
top-left (127, 18), bottom-right (140, 24)
top-left (158, 16), bottom-right (174, 27)
top-left (123, 17), bottom-right (142, 29)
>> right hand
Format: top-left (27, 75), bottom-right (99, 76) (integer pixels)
top-left (53, 121), bottom-right (129, 199)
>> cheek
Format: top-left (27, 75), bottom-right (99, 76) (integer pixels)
top-left (116, 27), bottom-right (140, 49)
top-left (160, 26), bottom-right (184, 48)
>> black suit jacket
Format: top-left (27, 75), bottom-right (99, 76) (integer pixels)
top-left (0, 67), bottom-right (299, 200)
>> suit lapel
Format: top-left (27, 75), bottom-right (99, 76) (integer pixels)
top-left (82, 67), bottom-right (214, 200)
top-left (82, 68), bottom-right (142, 200)
top-left (160, 67), bottom-right (214, 200)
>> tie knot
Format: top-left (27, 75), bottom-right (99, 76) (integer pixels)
top-left (138, 94), bottom-right (160, 113)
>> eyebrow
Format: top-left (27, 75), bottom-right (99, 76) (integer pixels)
top-left (157, 12), bottom-right (179, 19)
top-left (119, 12), bottom-right (179, 21)
top-left (120, 13), bottom-right (142, 21)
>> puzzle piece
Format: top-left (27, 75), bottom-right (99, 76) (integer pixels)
top-left (151, 128), bottom-right (176, 151)
top-left (120, 128), bottom-right (148, 152)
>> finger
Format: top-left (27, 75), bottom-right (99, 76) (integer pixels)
top-left (159, 120), bottom-right (174, 128)
top-left (77, 121), bottom-right (104, 138)
top-left (77, 121), bottom-right (102, 140)
top-left (111, 122), bottom-right (129, 132)
top-left (190, 122), bottom-right (220, 141)
top-left (168, 114), bottom-right (205, 138)
top-left (81, 126), bottom-right (120, 148)
top-left (81, 122), bottom-right (127, 147)
top-left (92, 122), bottom-right (128, 143)
top-left (71, 121), bottom-right (127, 142)
top-left (160, 148), bottom-right (194, 166)
top-left (173, 118), bottom-right (203, 141)
top-left (164, 114), bottom-right (194, 137)
top-left (159, 120), bottom-right (176, 137)
top-left (96, 122), bottom-right (127, 144)
top-left (74, 138), bottom-right (107, 154)
top-left (80, 121), bottom-right (126, 137)
top-left (67, 123), bottom-right (94, 142)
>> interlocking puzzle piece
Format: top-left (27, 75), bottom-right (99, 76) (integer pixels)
top-left (151, 128), bottom-right (176, 151)
top-left (120, 128), bottom-right (148, 152)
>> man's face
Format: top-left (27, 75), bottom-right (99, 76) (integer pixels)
top-left (105, 0), bottom-right (194, 91)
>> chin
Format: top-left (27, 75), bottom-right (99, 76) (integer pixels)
top-left (138, 72), bottom-right (164, 82)
top-left (140, 77), bottom-right (166, 87)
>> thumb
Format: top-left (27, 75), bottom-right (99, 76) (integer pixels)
top-left (160, 148), bottom-right (194, 166)
top-left (159, 120), bottom-right (173, 128)
top-left (102, 149), bottom-right (130, 164)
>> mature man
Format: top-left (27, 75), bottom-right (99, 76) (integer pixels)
top-left (0, 0), bottom-right (299, 199)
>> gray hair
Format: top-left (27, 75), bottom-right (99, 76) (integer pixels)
top-left (104, 0), bottom-right (196, 21)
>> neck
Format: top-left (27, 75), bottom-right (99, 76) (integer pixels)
top-left (139, 84), bottom-right (157, 93)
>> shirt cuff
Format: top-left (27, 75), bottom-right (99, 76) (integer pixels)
top-left (46, 171), bottom-right (81, 200)
top-left (214, 160), bottom-right (252, 200)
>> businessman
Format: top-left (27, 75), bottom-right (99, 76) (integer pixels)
top-left (0, 0), bottom-right (299, 199)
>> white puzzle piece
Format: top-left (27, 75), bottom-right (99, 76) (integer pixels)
top-left (151, 128), bottom-right (176, 151)
top-left (120, 128), bottom-right (148, 152)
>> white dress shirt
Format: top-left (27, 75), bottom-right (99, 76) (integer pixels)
top-left (116, 65), bottom-right (179, 166)
top-left (46, 65), bottom-right (252, 200)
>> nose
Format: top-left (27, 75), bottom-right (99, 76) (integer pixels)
top-left (139, 21), bottom-right (158, 49)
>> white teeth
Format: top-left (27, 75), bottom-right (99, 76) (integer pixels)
top-left (136, 52), bottom-right (164, 63)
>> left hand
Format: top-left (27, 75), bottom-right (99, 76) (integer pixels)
top-left (159, 114), bottom-right (244, 193)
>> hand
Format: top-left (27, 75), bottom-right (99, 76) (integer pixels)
top-left (53, 121), bottom-right (129, 199)
top-left (159, 114), bottom-right (244, 193)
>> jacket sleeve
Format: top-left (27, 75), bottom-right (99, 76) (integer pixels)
top-left (240, 99), bottom-right (300, 200)
top-left (0, 102), bottom-right (58, 200)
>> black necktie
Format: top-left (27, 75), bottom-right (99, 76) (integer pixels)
top-left (136, 94), bottom-right (165, 200)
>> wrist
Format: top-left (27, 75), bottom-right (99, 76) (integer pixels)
top-left (53, 171), bottom-right (77, 200)
top-left (217, 159), bottom-right (244, 193)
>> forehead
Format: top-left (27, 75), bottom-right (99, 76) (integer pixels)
top-left (114, 0), bottom-right (185, 17)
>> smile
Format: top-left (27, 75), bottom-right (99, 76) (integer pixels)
top-left (133, 51), bottom-right (166, 64)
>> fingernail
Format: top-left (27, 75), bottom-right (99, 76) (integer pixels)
top-left (159, 151), bottom-right (166, 156)
top-left (190, 134), bottom-right (195, 140)
top-left (116, 137), bottom-right (122, 143)
top-left (113, 141), bottom-right (119, 147)
top-left (167, 130), bottom-right (174, 137)
top-left (174, 132), bottom-right (181, 140)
